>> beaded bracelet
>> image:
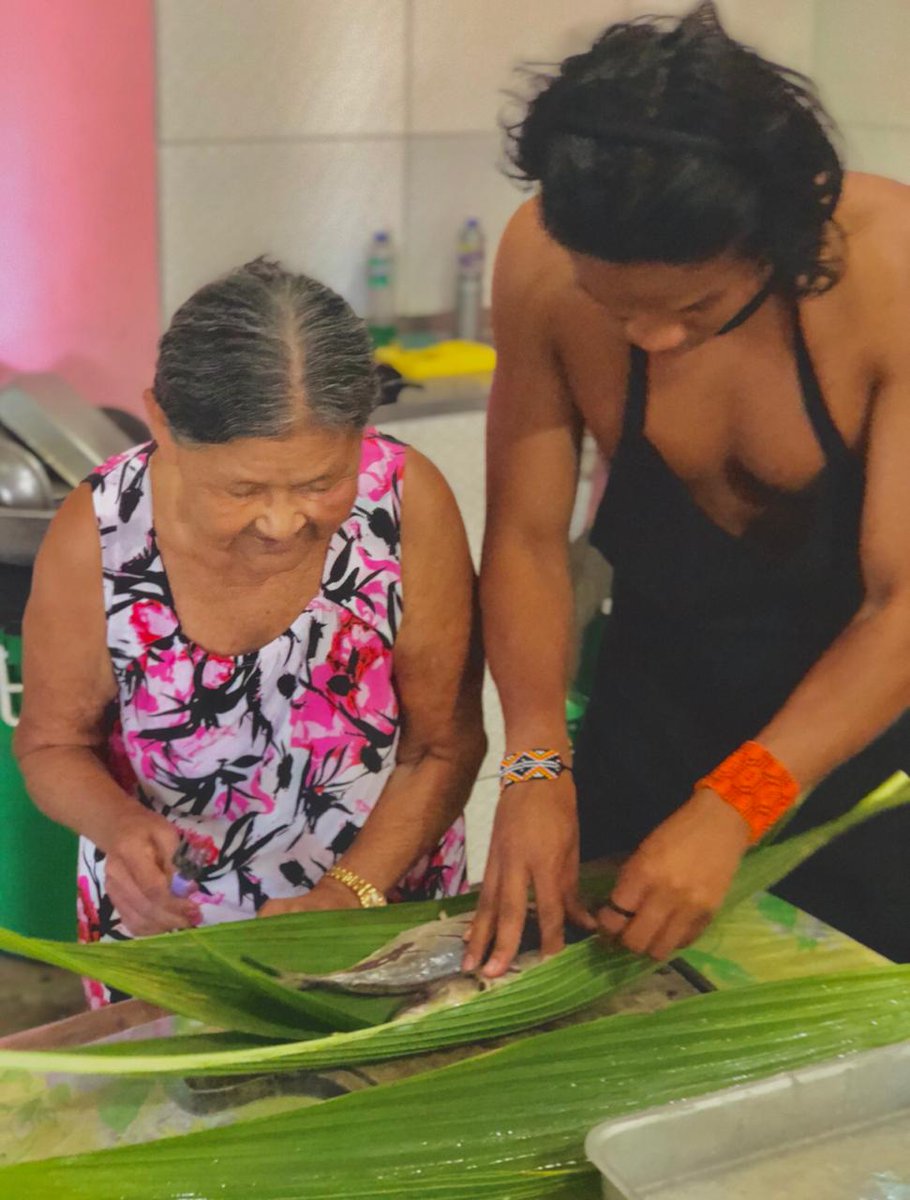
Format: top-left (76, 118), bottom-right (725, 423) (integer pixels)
top-left (499, 749), bottom-right (571, 789)
top-left (696, 740), bottom-right (800, 843)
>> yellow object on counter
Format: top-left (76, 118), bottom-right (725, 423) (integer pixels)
top-left (374, 339), bottom-right (496, 380)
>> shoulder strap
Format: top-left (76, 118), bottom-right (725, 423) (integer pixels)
top-left (620, 346), bottom-right (649, 441)
top-left (793, 314), bottom-right (851, 464)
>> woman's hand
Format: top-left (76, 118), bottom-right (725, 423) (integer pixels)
top-left (258, 874), bottom-right (363, 918)
top-left (596, 789), bottom-right (750, 960)
top-left (104, 810), bottom-right (200, 936)
top-left (463, 774), bottom-right (597, 977)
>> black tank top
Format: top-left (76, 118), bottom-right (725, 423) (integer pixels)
top-left (573, 306), bottom-right (909, 959)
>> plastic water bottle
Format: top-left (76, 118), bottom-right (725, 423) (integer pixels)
top-left (455, 218), bottom-right (485, 342)
top-left (366, 230), bottom-right (397, 347)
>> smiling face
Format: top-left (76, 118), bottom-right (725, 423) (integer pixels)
top-left (145, 393), bottom-right (361, 573)
top-left (570, 252), bottom-right (772, 356)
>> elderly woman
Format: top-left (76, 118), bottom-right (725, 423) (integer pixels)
top-left (14, 258), bottom-right (484, 1000)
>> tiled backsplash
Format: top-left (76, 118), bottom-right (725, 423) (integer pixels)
top-left (157, 0), bottom-right (910, 323)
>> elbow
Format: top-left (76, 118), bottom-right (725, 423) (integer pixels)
top-left (444, 719), bottom-right (488, 785)
top-left (11, 722), bottom-right (33, 771)
top-left (856, 584), bottom-right (910, 633)
top-left (465, 723), bottom-right (488, 781)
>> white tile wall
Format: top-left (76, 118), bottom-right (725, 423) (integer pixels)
top-left (842, 125), bottom-right (910, 185)
top-left (156, 0), bottom-right (910, 318)
top-left (464, 776), bottom-right (498, 883)
top-left (157, 0), bottom-right (407, 140)
top-left (625, 0), bottom-right (816, 74)
top-left (402, 134), bottom-right (524, 314)
top-left (409, 0), bottom-right (629, 136)
top-left (814, 0), bottom-right (910, 129)
top-left (160, 138), bottom-right (404, 319)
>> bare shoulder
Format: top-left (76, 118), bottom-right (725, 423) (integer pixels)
top-left (494, 197), bottom-right (628, 435)
top-left (400, 447), bottom-right (470, 569)
top-left (401, 446), bottom-right (461, 526)
top-left (16, 482), bottom-right (112, 754)
top-left (34, 482), bottom-right (102, 578)
top-left (495, 198), bottom-right (573, 292)
top-left (397, 447), bottom-right (473, 646)
top-left (842, 172), bottom-right (910, 233)
top-left (839, 173), bottom-right (910, 307)
top-left (493, 198), bottom-right (578, 337)
top-left (27, 481), bottom-right (106, 643)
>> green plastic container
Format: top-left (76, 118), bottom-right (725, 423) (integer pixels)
top-left (0, 633), bottom-right (77, 940)
top-left (566, 610), bottom-right (607, 744)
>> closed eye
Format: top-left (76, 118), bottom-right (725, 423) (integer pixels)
top-left (680, 292), bottom-right (722, 315)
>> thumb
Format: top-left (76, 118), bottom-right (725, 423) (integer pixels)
top-left (145, 817), bottom-right (181, 877)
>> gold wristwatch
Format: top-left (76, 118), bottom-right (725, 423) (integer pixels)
top-left (325, 864), bottom-right (388, 908)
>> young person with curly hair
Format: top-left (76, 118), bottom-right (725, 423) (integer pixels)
top-left (467, 2), bottom-right (910, 973)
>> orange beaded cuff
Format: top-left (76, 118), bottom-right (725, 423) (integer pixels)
top-left (696, 740), bottom-right (800, 843)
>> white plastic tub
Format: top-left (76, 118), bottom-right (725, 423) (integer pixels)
top-left (585, 1040), bottom-right (910, 1199)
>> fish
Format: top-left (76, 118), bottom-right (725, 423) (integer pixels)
top-left (244, 912), bottom-right (474, 996)
top-left (244, 907), bottom-right (586, 999)
top-left (393, 951), bottom-right (543, 1020)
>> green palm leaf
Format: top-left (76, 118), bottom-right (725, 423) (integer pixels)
top-left (2, 966), bottom-right (909, 1198)
top-left (0, 893), bottom-right (478, 1037)
top-left (1, 772), bottom-right (905, 1079)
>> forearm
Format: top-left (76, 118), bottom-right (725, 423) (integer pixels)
top-left (481, 536), bottom-right (574, 755)
top-left (15, 741), bottom-right (141, 851)
top-left (756, 597), bottom-right (910, 787)
top-left (340, 731), bottom-right (485, 893)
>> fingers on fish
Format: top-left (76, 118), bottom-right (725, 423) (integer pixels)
top-left (244, 912), bottom-right (477, 996)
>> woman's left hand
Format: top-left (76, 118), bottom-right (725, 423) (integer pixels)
top-left (258, 875), bottom-right (363, 918)
top-left (596, 789), bottom-right (751, 960)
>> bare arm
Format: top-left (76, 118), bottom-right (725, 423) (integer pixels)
top-left (14, 485), bottom-right (196, 935)
top-left (482, 217), bottom-right (583, 759)
top-left (466, 205), bottom-right (599, 974)
top-left (261, 449), bottom-right (485, 914)
top-left (757, 335), bottom-right (910, 779)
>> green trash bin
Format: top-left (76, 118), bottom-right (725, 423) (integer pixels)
top-left (566, 609), bottom-right (608, 745)
top-left (0, 632), bottom-right (77, 940)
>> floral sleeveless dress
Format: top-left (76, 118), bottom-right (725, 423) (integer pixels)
top-left (77, 431), bottom-right (466, 1003)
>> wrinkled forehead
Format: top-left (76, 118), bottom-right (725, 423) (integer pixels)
top-left (175, 425), bottom-right (362, 486)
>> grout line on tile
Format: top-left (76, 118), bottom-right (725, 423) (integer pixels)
top-left (841, 120), bottom-right (910, 135)
top-left (402, 0), bottom-right (415, 299)
top-left (158, 130), bottom-right (498, 150)
top-left (806, 0), bottom-right (820, 79)
top-left (159, 132), bottom-right (409, 149)
top-left (152, 0), bottom-right (167, 329)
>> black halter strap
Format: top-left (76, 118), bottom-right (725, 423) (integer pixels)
top-left (715, 279), bottom-right (775, 337)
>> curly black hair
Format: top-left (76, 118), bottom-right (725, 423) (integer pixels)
top-left (506, 2), bottom-right (843, 296)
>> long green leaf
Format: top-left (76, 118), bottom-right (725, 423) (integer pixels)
top-left (0, 893), bottom-right (477, 1038)
top-left (3, 771), bottom-right (906, 1079)
top-left (2, 967), bottom-right (909, 1198)
top-left (726, 769), bottom-right (910, 906)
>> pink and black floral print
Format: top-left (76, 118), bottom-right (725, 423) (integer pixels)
top-left (77, 433), bottom-right (466, 1003)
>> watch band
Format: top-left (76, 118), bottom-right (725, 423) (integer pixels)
top-left (325, 864), bottom-right (388, 908)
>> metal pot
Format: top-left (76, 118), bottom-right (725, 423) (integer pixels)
top-left (0, 436), bottom-right (54, 509)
